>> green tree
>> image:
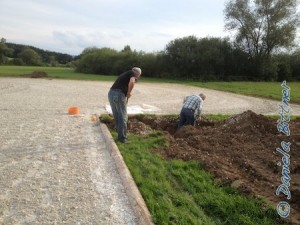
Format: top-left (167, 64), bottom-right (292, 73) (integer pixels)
top-left (0, 37), bottom-right (14, 64)
top-left (80, 47), bottom-right (99, 56)
top-left (76, 48), bottom-right (118, 74)
top-left (224, 0), bottom-right (300, 80)
top-left (165, 36), bottom-right (199, 79)
top-left (274, 53), bottom-right (292, 81)
top-left (290, 49), bottom-right (300, 80)
top-left (121, 45), bottom-right (132, 52)
top-left (18, 48), bottom-right (42, 65)
top-left (165, 36), bottom-right (234, 80)
top-left (197, 37), bottom-right (233, 80)
top-left (76, 47), bottom-right (143, 75)
top-left (139, 52), bottom-right (158, 77)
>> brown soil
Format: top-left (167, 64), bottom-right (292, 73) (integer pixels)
top-left (103, 111), bottom-right (300, 224)
top-left (23, 71), bottom-right (48, 78)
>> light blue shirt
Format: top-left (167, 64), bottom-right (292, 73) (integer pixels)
top-left (183, 95), bottom-right (203, 117)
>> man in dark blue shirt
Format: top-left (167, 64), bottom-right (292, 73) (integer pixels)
top-left (108, 67), bottom-right (142, 143)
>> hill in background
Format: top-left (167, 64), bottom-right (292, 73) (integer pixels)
top-left (6, 42), bottom-right (74, 65)
top-left (0, 38), bottom-right (74, 66)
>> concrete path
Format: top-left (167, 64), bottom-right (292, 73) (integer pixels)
top-left (0, 78), bottom-right (137, 224)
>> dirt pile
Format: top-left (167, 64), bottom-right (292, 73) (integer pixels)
top-left (221, 110), bottom-right (278, 135)
top-left (23, 71), bottom-right (48, 78)
top-left (103, 111), bottom-right (300, 224)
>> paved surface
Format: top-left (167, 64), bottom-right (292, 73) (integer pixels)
top-left (0, 78), bottom-right (136, 224)
top-left (0, 78), bottom-right (299, 224)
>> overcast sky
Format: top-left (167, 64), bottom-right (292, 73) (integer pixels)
top-left (1, 0), bottom-right (228, 55)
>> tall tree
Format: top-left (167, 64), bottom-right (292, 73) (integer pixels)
top-left (224, 0), bottom-right (300, 79)
top-left (165, 36), bottom-right (199, 79)
top-left (165, 36), bottom-right (234, 80)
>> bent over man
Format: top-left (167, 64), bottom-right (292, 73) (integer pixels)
top-left (108, 67), bottom-right (142, 143)
top-left (178, 93), bottom-right (206, 129)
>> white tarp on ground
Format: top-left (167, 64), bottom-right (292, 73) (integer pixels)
top-left (105, 104), bottom-right (161, 114)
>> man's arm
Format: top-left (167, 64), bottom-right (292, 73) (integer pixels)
top-left (196, 102), bottom-right (202, 118)
top-left (127, 77), bottom-right (136, 98)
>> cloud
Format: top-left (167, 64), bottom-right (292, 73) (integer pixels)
top-left (53, 31), bottom-right (97, 48)
top-left (52, 29), bottom-right (138, 54)
top-left (0, 0), bottom-right (229, 55)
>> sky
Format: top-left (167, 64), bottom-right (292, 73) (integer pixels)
top-left (0, 0), bottom-right (228, 55)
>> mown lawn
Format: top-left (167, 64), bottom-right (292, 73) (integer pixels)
top-left (1, 65), bottom-right (299, 104)
top-left (0, 65), bottom-right (116, 81)
top-left (107, 124), bottom-right (286, 225)
top-left (186, 81), bottom-right (300, 104)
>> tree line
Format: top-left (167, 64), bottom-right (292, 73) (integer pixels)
top-left (74, 37), bottom-right (300, 81)
top-left (0, 38), bottom-right (73, 66)
top-left (1, 0), bottom-right (300, 81)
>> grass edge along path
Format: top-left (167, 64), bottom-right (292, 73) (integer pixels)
top-left (0, 66), bottom-right (299, 104)
top-left (101, 114), bottom-right (288, 225)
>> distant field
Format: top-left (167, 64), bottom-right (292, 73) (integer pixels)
top-left (0, 65), bottom-right (116, 81)
top-left (187, 81), bottom-right (300, 104)
top-left (0, 66), bottom-right (299, 104)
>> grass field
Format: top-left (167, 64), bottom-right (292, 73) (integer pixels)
top-left (187, 81), bottom-right (300, 104)
top-left (0, 65), bottom-right (299, 104)
top-left (0, 66), bottom-right (117, 81)
top-left (108, 128), bottom-right (285, 224)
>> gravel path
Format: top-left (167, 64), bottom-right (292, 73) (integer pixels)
top-left (133, 82), bottom-right (300, 115)
top-left (0, 78), bottom-right (136, 224)
top-left (0, 78), bottom-right (299, 224)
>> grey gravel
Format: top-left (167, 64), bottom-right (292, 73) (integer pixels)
top-left (0, 78), bottom-right (136, 225)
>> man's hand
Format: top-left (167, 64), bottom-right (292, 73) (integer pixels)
top-left (195, 116), bottom-right (203, 126)
top-left (126, 92), bottom-right (132, 98)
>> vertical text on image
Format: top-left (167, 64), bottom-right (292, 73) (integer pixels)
top-left (275, 80), bottom-right (292, 218)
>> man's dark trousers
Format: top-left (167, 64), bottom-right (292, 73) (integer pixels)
top-left (108, 89), bottom-right (127, 142)
top-left (178, 107), bottom-right (195, 128)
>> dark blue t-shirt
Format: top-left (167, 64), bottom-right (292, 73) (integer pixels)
top-left (111, 70), bottom-right (135, 95)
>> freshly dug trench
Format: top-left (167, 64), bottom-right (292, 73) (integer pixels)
top-left (102, 111), bottom-right (300, 224)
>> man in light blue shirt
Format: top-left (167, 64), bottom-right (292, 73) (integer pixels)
top-left (178, 93), bottom-right (206, 129)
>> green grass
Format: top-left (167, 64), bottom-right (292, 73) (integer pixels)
top-left (203, 114), bottom-right (232, 121)
top-left (0, 65), bottom-right (185, 84)
top-left (0, 65), bottom-right (116, 81)
top-left (1, 65), bottom-right (299, 104)
top-left (110, 129), bottom-right (286, 225)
